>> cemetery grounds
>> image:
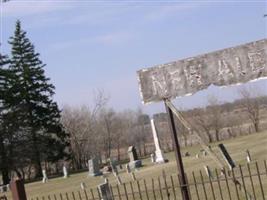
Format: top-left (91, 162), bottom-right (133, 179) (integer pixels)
top-left (4, 130), bottom-right (267, 199)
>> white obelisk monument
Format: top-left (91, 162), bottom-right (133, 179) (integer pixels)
top-left (150, 119), bottom-right (165, 163)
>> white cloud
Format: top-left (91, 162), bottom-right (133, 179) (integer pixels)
top-left (94, 31), bottom-right (134, 45)
top-left (1, 1), bottom-right (73, 17)
top-left (50, 31), bottom-right (134, 51)
top-left (144, 2), bottom-right (210, 22)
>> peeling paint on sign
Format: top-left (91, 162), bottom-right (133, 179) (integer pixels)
top-left (137, 39), bottom-right (267, 104)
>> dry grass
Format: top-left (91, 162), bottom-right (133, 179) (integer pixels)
top-left (4, 130), bottom-right (267, 199)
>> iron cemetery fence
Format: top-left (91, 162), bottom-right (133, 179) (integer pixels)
top-left (137, 39), bottom-right (267, 104)
top-left (27, 160), bottom-right (267, 200)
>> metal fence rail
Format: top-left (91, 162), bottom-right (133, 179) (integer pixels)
top-left (29, 160), bottom-right (267, 200)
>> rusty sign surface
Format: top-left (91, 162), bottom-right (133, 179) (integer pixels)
top-left (137, 39), bottom-right (267, 104)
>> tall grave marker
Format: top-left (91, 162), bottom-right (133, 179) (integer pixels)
top-left (63, 165), bottom-right (69, 178)
top-left (150, 118), bottom-right (166, 163)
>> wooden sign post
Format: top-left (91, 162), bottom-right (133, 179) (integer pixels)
top-left (165, 101), bottom-right (191, 200)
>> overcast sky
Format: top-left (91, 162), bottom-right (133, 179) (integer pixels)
top-left (1, 0), bottom-right (267, 114)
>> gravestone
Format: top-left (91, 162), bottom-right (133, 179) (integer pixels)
top-left (246, 149), bottom-right (252, 163)
top-left (204, 165), bottom-right (213, 179)
top-left (125, 164), bottom-right (131, 173)
top-left (151, 153), bottom-right (155, 163)
top-left (128, 146), bottom-right (138, 162)
top-left (42, 169), bottom-right (48, 183)
top-left (184, 152), bottom-right (190, 157)
top-left (104, 178), bottom-right (109, 184)
top-left (110, 159), bottom-right (118, 176)
top-left (128, 146), bottom-right (142, 170)
top-left (218, 143), bottom-right (236, 170)
top-left (200, 149), bottom-right (207, 156)
top-left (98, 183), bottom-right (113, 200)
top-left (88, 157), bottom-right (102, 176)
top-left (63, 165), bottom-right (69, 178)
top-left (0, 184), bottom-right (9, 193)
top-left (80, 182), bottom-right (86, 190)
top-left (150, 118), bottom-right (166, 163)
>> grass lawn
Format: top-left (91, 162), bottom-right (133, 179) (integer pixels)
top-left (5, 131), bottom-right (267, 199)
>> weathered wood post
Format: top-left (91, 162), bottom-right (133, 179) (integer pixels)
top-left (10, 179), bottom-right (27, 200)
top-left (165, 101), bottom-right (191, 200)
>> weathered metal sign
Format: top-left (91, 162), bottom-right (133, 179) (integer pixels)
top-left (137, 39), bottom-right (267, 104)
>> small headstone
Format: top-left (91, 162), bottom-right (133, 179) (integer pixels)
top-left (128, 146), bottom-right (138, 162)
top-left (128, 160), bottom-right (142, 171)
top-left (88, 157), bottom-right (102, 176)
top-left (128, 146), bottom-right (142, 171)
top-left (104, 178), bottom-right (109, 184)
top-left (110, 159), bottom-right (118, 176)
top-left (195, 153), bottom-right (199, 159)
top-left (204, 165), bottom-right (213, 179)
top-left (42, 169), bottom-right (48, 183)
top-left (80, 182), bottom-right (86, 190)
top-left (184, 152), bottom-right (190, 157)
top-left (63, 165), bottom-right (69, 178)
top-left (98, 155), bottom-right (103, 165)
top-left (125, 164), bottom-right (131, 173)
top-left (98, 183), bottom-right (113, 200)
top-left (201, 150), bottom-right (208, 156)
top-left (220, 168), bottom-right (225, 176)
top-left (246, 149), bottom-right (252, 163)
top-left (151, 153), bottom-right (155, 163)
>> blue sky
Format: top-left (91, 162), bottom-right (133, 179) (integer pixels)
top-left (1, 0), bottom-right (267, 114)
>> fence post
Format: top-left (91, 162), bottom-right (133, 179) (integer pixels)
top-left (10, 179), bottom-right (27, 200)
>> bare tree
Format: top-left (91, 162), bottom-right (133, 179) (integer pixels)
top-left (191, 108), bottom-right (213, 143)
top-left (61, 90), bottom-right (108, 169)
top-left (190, 96), bottom-right (223, 142)
top-left (239, 86), bottom-right (262, 133)
top-left (113, 110), bottom-right (135, 161)
top-left (207, 96), bottom-right (223, 141)
top-left (98, 108), bottom-right (117, 160)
